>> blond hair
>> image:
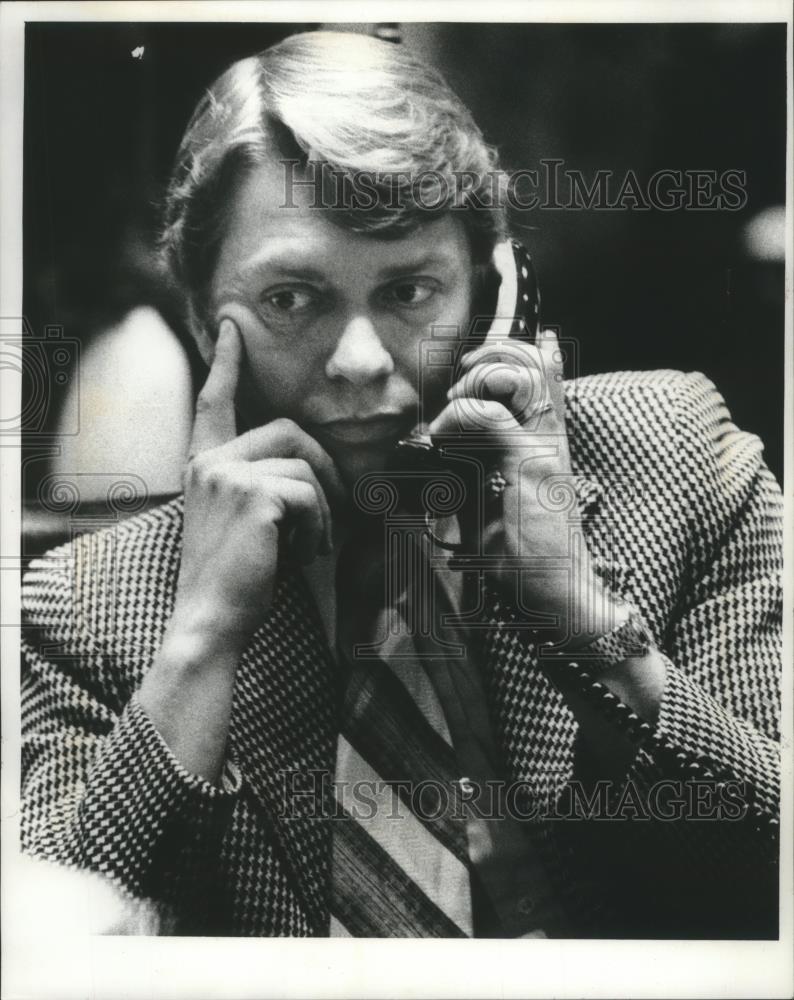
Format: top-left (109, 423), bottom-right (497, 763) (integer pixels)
top-left (160, 31), bottom-right (506, 329)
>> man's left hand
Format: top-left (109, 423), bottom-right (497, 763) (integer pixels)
top-left (428, 328), bottom-right (617, 646)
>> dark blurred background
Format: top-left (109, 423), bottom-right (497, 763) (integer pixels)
top-left (22, 22), bottom-right (786, 551)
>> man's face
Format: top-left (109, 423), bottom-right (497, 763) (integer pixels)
top-left (209, 160), bottom-right (475, 483)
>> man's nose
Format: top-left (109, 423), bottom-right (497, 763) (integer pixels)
top-left (325, 314), bottom-right (395, 385)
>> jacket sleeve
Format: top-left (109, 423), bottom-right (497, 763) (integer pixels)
top-left (561, 371), bottom-right (782, 937)
top-left (20, 544), bottom-right (241, 918)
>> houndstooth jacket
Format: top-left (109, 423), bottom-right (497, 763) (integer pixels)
top-left (20, 369), bottom-right (782, 938)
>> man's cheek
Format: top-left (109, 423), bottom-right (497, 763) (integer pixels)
top-left (236, 363), bottom-right (284, 426)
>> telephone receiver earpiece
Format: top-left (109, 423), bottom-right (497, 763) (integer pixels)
top-left (467, 239), bottom-right (540, 350)
top-left (386, 238), bottom-right (542, 520)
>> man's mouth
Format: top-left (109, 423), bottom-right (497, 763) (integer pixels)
top-left (312, 413), bottom-right (415, 445)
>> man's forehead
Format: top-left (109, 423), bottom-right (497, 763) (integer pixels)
top-left (219, 162), bottom-right (471, 284)
top-left (235, 235), bottom-right (464, 280)
top-left (220, 161), bottom-right (305, 245)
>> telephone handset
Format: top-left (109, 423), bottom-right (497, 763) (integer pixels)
top-left (385, 239), bottom-right (541, 519)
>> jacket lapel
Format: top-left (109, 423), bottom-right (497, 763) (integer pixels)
top-left (228, 565), bottom-right (337, 935)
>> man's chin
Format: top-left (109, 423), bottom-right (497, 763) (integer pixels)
top-left (333, 443), bottom-right (394, 488)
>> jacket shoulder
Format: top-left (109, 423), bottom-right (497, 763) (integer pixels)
top-left (567, 368), bottom-right (738, 418)
top-left (565, 368), bottom-right (767, 484)
top-left (565, 370), bottom-right (780, 566)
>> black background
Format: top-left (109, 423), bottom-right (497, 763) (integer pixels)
top-left (23, 22), bottom-right (786, 486)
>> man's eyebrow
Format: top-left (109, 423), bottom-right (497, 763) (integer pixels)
top-left (235, 252), bottom-right (326, 284)
top-left (375, 252), bottom-right (458, 279)
top-left (234, 248), bottom-right (458, 284)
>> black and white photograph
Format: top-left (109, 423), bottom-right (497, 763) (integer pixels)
top-left (1, 2), bottom-right (791, 997)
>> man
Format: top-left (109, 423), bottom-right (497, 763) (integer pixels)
top-left (21, 31), bottom-right (781, 938)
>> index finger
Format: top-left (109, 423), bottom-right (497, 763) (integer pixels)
top-left (456, 338), bottom-right (541, 376)
top-left (189, 318), bottom-right (242, 458)
top-left (449, 343), bottom-right (546, 418)
top-left (536, 328), bottom-right (566, 422)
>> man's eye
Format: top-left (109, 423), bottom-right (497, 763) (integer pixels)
top-left (261, 288), bottom-right (314, 314)
top-left (385, 281), bottom-right (436, 307)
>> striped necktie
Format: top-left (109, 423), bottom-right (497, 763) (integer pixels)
top-left (330, 525), bottom-right (474, 937)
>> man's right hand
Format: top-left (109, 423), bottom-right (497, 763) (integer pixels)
top-left (172, 318), bottom-right (346, 655)
top-left (137, 318), bottom-right (344, 784)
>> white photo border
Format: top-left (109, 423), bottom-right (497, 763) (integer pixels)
top-left (1, 3), bottom-right (791, 998)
